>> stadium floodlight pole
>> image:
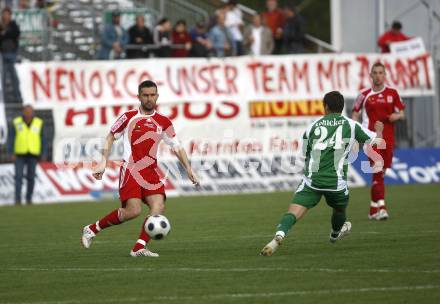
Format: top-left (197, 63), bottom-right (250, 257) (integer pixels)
top-left (420, 0), bottom-right (440, 146)
top-left (377, 0), bottom-right (386, 51)
top-left (0, 53), bottom-right (7, 145)
top-left (432, 47), bottom-right (440, 147)
top-left (159, 0), bottom-right (165, 18)
top-left (91, 0), bottom-right (98, 58)
top-left (330, 0), bottom-right (342, 52)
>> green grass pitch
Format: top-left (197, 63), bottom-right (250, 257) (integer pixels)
top-left (1, 184), bottom-right (439, 304)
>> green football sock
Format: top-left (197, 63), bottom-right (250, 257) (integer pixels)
top-left (331, 209), bottom-right (346, 233)
top-left (276, 213), bottom-right (297, 236)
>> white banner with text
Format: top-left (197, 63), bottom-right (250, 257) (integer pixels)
top-left (17, 53), bottom-right (435, 109)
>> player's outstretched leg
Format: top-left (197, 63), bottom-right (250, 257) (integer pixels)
top-left (261, 212), bottom-right (297, 256)
top-left (261, 234), bottom-right (284, 257)
top-left (81, 208), bottom-right (125, 249)
top-left (129, 194), bottom-right (164, 257)
top-left (130, 216), bottom-right (159, 257)
top-left (81, 225), bottom-right (96, 249)
top-left (329, 222), bottom-right (352, 243)
top-left (329, 208), bottom-right (351, 243)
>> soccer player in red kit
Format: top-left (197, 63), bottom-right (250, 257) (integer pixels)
top-left (352, 62), bottom-right (405, 220)
top-left (81, 80), bottom-right (199, 257)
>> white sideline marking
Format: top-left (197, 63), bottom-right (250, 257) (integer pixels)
top-left (6, 267), bottom-right (440, 274)
top-left (1, 230), bottom-right (438, 249)
top-left (3, 285), bottom-right (439, 304)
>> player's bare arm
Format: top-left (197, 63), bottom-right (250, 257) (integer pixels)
top-left (93, 132), bottom-right (116, 180)
top-left (352, 110), bottom-right (361, 122)
top-left (371, 121), bottom-right (386, 150)
top-left (374, 121), bottom-right (384, 138)
top-left (389, 110), bottom-right (405, 122)
top-left (174, 147), bottom-right (199, 185)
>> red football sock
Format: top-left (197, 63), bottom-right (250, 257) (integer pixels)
top-left (369, 202), bottom-right (379, 216)
top-left (371, 171), bottom-right (385, 202)
top-left (90, 208), bottom-right (124, 234)
top-left (132, 216), bottom-right (151, 252)
top-left (378, 199), bottom-right (387, 210)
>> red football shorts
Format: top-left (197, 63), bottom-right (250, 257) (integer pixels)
top-left (118, 163), bottom-right (166, 203)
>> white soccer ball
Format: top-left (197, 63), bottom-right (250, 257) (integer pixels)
top-left (144, 215), bottom-right (171, 240)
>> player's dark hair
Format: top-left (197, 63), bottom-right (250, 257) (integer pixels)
top-left (323, 91), bottom-right (344, 113)
top-left (371, 61), bottom-right (386, 72)
top-left (138, 80), bottom-right (158, 94)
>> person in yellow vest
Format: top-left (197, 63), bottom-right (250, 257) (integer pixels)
top-left (7, 105), bottom-right (47, 205)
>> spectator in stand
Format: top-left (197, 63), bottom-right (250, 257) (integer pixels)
top-left (261, 0), bottom-right (285, 54)
top-left (0, 7), bottom-right (22, 103)
top-left (18, 0), bottom-right (30, 9)
top-left (172, 20), bottom-right (192, 58)
top-left (224, 0), bottom-right (244, 56)
top-left (1, 1), bottom-right (14, 8)
top-left (208, 10), bottom-right (235, 57)
top-left (189, 21), bottom-right (213, 57)
top-left (35, 0), bottom-right (60, 29)
top-left (126, 15), bottom-right (153, 59)
top-left (35, 0), bottom-right (45, 8)
top-left (8, 105), bottom-right (47, 205)
top-left (283, 4), bottom-right (305, 54)
top-left (97, 10), bottom-right (128, 60)
top-left (377, 21), bottom-right (410, 53)
top-left (153, 18), bottom-right (172, 58)
top-left (207, 6), bottom-right (226, 32)
top-left (244, 14), bottom-right (273, 55)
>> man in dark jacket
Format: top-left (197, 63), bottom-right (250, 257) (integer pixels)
top-left (283, 5), bottom-right (305, 54)
top-left (153, 18), bottom-right (172, 58)
top-left (126, 15), bottom-right (153, 59)
top-left (0, 7), bottom-right (22, 103)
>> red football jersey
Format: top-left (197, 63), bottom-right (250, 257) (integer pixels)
top-left (110, 108), bottom-right (177, 167)
top-left (352, 86), bottom-right (405, 146)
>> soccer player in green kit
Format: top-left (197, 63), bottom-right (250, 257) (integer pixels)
top-left (261, 91), bottom-right (384, 256)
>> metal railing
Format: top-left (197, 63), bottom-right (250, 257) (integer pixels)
top-left (125, 43), bottom-right (186, 51)
top-left (304, 34), bottom-right (339, 53)
top-left (138, 0), bottom-right (209, 25)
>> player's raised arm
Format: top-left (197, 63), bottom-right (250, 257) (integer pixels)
top-left (353, 120), bottom-right (378, 144)
top-left (93, 132), bottom-right (115, 180)
top-left (371, 121), bottom-right (385, 148)
top-left (374, 121), bottom-right (384, 138)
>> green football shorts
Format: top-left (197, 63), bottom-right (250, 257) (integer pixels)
top-left (292, 181), bottom-right (349, 209)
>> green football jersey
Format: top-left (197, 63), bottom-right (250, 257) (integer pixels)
top-left (299, 113), bottom-right (376, 191)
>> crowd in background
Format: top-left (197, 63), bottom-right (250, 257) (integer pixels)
top-left (1, 0), bottom-right (58, 10)
top-left (98, 0), bottom-right (307, 60)
top-left (0, 0), bottom-right (411, 103)
top-left (1, 0), bottom-right (307, 60)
